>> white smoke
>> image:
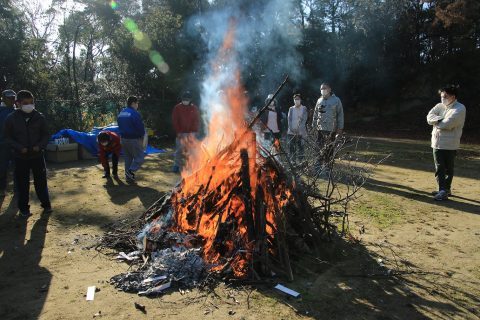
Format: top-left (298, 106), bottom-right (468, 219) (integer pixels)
top-left (186, 0), bottom-right (303, 132)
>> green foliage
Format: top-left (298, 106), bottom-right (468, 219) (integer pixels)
top-left (0, 0), bottom-right (24, 88)
top-left (2, 0), bottom-right (479, 136)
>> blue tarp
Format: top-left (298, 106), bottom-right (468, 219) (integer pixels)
top-left (51, 126), bottom-right (165, 156)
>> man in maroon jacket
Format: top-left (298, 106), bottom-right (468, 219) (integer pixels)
top-left (97, 131), bottom-right (121, 178)
top-left (171, 91), bottom-right (200, 173)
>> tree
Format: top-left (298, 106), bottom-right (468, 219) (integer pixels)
top-left (0, 0), bottom-right (24, 89)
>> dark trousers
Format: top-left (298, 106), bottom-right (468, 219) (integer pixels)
top-left (0, 145), bottom-right (13, 191)
top-left (433, 149), bottom-right (456, 192)
top-left (264, 132), bottom-right (281, 142)
top-left (104, 152), bottom-right (119, 175)
top-left (317, 130), bottom-right (335, 165)
top-left (287, 134), bottom-right (304, 163)
top-left (15, 156), bottom-right (51, 212)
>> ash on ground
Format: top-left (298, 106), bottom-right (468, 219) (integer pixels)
top-left (110, 246), bottom-right (206, 295)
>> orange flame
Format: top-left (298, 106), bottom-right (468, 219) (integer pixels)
top-left (163, 20), bottom-right (293, 277)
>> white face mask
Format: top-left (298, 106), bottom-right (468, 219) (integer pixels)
top-left (441, 97), bottom-right (453, 105)
top-left (321, 89), bottom-right (330, 97)
top-left (101, 142), bottom-right (109, 146)
top-left (21, 104), bottom-right (35, 113)
top-left (294, 99), bottom-right (301, 106)
top-left (182, 100), bottom-right (190, 106)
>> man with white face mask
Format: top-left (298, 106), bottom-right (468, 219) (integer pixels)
top-left (312, 83), bottom-right (344, 169)
top-left (4, 90), bottom-right (51, 217)
top-left (97, 131), bottom-right (121, 179)
top-left (287, 93), bottom-right (308, 165)
top-left (171, 91), bottom-right (200, 173)
top-left (427, 85), bottom-right (466, 201)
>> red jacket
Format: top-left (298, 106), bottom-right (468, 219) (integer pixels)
top-left (98, 131), bottom-right (121, 167)
top-left (172, 103), bottom-right (200, 134)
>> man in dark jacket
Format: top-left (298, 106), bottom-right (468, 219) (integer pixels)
top-left (97, 130), bottom-right (121, 178)
top-left (4, 90), bottom-right (51, 216)
top-left (0, 89), bottom-right (16, 197)
top-left (117, 96), bottom-right (145, 182)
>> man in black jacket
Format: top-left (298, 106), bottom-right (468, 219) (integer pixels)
top-left (4, 90), bottom-right (51, 217)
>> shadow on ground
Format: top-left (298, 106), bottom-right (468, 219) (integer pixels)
top-left (0, 194), bottom-right (53, 319)
top-left (246, 236), bottom-right (473, 319)
top-left (363, 178), bottom-right (480, 215)
top-left (356, 137), bottom-right (480, 180)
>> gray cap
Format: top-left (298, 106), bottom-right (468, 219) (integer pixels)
top-left (2, 89), bottom-right (16, 98)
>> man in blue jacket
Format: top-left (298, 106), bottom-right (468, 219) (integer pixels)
top-left (117, 96), bottom-right (145, 183)
top-left (0, 89), bottom-right (17, 197)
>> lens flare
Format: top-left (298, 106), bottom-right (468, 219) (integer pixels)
top-left (149, 50), bottom-right (170, 74)
top-left (110, 1), bottom-right (118, 10)
top-left (123, 18), bottom-right (169, 73)
top-left (124, 18), bottom-right (138, 33)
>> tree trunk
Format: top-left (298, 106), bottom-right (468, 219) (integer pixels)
top-left (72, 25), bottom-right (82, 129)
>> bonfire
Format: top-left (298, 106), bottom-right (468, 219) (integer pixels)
top-left (101, 22), bottom-right (370, 296)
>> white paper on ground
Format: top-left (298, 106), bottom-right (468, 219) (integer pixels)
top-left (274, 284), bottom-right (300, 298)
top-left (142, 275), bottom-right (168, 283)
top-left (86, 286), bottom-right (96, 301)
top-left (138, 281), bottom-right (171, 296)
top-left (116, 252), bottom-right (137, 261)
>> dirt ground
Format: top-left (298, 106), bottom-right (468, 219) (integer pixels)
top-left (0, 137), bottom-right (479, 320)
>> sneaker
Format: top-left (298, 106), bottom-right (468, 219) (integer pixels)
top-left (20, 210), bottom-right (32, 217)
top-left (125, 169), bottom-right (135, 181)
top-left (43, 207), bottom-right (53, 214)
top-left (432, 189), bottom-right (452, 196)
top-left (172, 165), bottom-right (180, 173)
top-left (434, 190), bottom-right (448, 201)
top-left (102, 172), bottom-right (111, 178)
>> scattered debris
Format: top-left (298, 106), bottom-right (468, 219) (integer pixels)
top-left (116, 251), bottom-right (140, 261)
top-left (93, 311), bottom-right (102, 318)
top-left (86, 286), bottom-right (96, 301)
top-left (134, 302), bottom-right (147, 314)
top-left (274, 284), bottom-right (300, 298)
top-left (138, 281), bottom-right (172, 296)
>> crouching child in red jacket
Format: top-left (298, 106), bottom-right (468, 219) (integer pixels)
top-left (97, 131), bottom-right (121, 178)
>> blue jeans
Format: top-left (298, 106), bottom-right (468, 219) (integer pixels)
top-left (121, 138), bottom-right (145, 173)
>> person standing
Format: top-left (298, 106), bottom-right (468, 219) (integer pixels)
top-left (0, 89), bottom-right (16, 197)
top-left (287, 93), bottom-right (308, 165)
top-left (260, 93), bottom-right (282, 143)
top-left (426, 85), bottom-right (466, 201)
top-left (312, 83), bottom-right (344, 167)
top-left (97, 130), bottom-right (121, 179)
top-left (171, 91), bottom-right (200, 173)
top-left (117, 96), bottom-right (145, 183)
top-left (4, 90), bottom-right (51, 216)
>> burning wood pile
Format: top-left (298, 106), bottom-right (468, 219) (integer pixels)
top-left (99, 24), bottom-right (376, 296)
top-left (101, 127), bottom-right (334, 295)
top-left (141, 130), bottom-right (329, 279)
